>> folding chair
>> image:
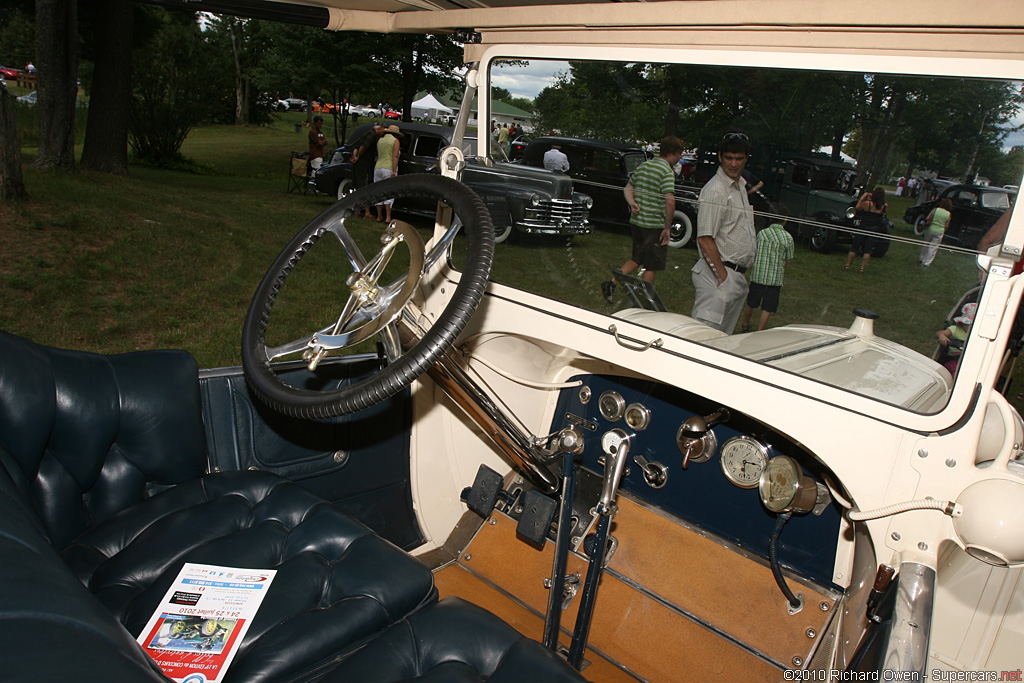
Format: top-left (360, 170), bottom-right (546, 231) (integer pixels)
top-left (288, 152), bottom-right (311, 194)
top-left (610, 266), bottom-right (667, 312)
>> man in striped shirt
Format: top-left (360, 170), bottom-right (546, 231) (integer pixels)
top-left (601, 136), bottom-right (685, 303)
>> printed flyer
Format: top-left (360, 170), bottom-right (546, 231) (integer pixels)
top-left (136, 563), bottom-right (276, 683)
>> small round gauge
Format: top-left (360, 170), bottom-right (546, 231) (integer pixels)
top-left (759, 455), bottom-right (817, 513)
top-left (624, 403), bottom-right (651, 431)
top-left (720, 436), bottom-right (769, 488)
top-left (601, 428), bottom-right (632, 456)
top-left (598, 390), bottom-right (626, 422)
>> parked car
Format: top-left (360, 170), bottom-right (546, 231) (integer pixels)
top-left (312, 100), bottom-right (343, 114)
top-left (777, 156), bottom-right (892, 256)
top-left (383, 109), bottom-right (402, 120)
top-left (521, 136), bottom-right (699, 248)
top-left (276, 97), bottom-right (308, 112)
top-left (0, 64), bottom-right (18, 80)
top-left (313, 122), bottom-right (592, 243)
top-left (508, 133), bottom-right (531, 160)
top-left (349, 104), bottom-right (382, 117)
top-left (904, 183), bottom-right (1015, 249)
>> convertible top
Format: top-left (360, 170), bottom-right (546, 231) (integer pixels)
top-left (148, 0), bottom-right (1024, 57)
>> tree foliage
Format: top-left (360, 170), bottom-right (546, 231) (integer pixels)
top-left (533, 60), bottom-right (1023, 186)
top-left (128, 9), bottom-right (220, 166)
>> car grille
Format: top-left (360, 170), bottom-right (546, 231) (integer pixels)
top-left (520, 198), bottom-right (590, 235)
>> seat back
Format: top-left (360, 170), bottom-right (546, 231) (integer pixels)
top-left (288, 151), bottom-right (311, 194)
top-left (0, 331), bottom-right (207, 549)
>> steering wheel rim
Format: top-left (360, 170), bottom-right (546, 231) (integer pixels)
top-left (242, 173), bottom-right (494, 419)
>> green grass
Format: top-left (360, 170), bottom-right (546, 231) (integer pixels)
top-left (2, 119), bottom-right (1017, 411)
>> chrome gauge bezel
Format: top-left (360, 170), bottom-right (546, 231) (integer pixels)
top-left (719, 436), bottom-right (769, 489)
top-left (758, 455), bottom-right (818, 513)
top-left (598, 390), bottom-right (626, 422)
top-left (624, 403), bottom-right (651, 431)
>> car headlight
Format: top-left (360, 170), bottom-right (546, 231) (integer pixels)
top-left (530, 194), bottom-right (542, 207)
top-left (582, 196), bottom-right (594, 210)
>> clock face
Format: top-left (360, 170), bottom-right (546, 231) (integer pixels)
top-left (719, 436), bottom-right (769, 489)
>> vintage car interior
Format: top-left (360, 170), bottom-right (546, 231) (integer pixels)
top-left (3, 2), bottom-right (1024, 683)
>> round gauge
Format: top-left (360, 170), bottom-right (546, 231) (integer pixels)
top-left (598, 390), bottom-right (626, 422)
top-left (720, 436), bottom-right (769, 488)
top-left (601, 428), bottom-right (632, 456)
top-left (624, 403), bottom-right (651, 431)
top-left (759, 455), bottom-right (818, 513)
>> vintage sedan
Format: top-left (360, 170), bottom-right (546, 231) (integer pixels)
top-left (313, 121), bottom-right (593, 243)
top-left (905, 183), bottom-right (1015, 250)
top-left (3, 3), bottom-right (1024, 683)
top-left (522, 135), bottom-right (700, 248)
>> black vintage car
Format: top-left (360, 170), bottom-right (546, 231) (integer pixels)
top-left (313, 122), bottom-right (592, 243)
top-left (903, 183), bottom-right (1014, 250)
top-left (521, 136), bottom-right (700, 248)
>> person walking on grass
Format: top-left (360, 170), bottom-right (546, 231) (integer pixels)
top-left (600, 135), bottom-right (685, 303)
top-left (919, 197), bottom-right (953, 267)
top-left (740, 203), bottom-right (794, 332)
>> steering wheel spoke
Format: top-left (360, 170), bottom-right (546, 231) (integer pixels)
top-left (242, 175), bottom-right (494, 419)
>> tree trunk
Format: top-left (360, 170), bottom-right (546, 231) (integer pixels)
top-left (33, 0), bottom-right (79, 171)
top-left (228, 19), bottom-right (248, 126)
top-left (81, 0), bottom-right (133, 175)
top-left (0, 88), bottom-right (27, 199)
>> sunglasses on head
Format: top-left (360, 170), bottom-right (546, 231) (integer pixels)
top-left (722, 132), bottom-right (749, 141)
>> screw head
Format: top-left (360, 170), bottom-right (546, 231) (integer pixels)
top-left (792, 656), bottom-right (803, 667)
top-left (820, 602), bottom-right (830, 612)
top-left (891, 532), bottom-right (901, 542)
top-left (806, 628), bottom-right (816, 639)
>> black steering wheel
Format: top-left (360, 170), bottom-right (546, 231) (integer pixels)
top-left (242, 174), bottom-right (494, 419)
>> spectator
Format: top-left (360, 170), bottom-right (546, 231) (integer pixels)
top-left (25, 62), bottom-right (35, 74)
top-left (308, 116), bottom-right (327, 170)
top-left (498, 123), bottom-right (509, 149)
top-left (843, 186), bottom-right (887, 274)
top-left (740, 203), bottom-right (794, 332)
top-left (543, 144), bottom-right (570, 171)
top-left (690, 129), bottom-right (757, 334)
top-left (373, 125), bottom-right (403, 223)
top-left (918, 197), bottom-right (953, 267)
top-left (601, 135), bottom-right (685, 302)
top-left (350, 123), bottom-right (384, 219)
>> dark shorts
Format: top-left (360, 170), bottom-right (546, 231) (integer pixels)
top-left (630, 226), bottom-right (667, 271)
top-left (746, 282), bottom-right (782, 313)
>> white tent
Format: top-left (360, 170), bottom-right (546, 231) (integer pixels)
top-left (411, 94), bottom-right (454, 122)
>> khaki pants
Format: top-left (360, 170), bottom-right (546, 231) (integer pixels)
top-left (691, 259), bottom-right (749, 334)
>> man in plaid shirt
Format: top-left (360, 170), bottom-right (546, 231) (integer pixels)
top-left (740, 203), bottom-right (794, 332)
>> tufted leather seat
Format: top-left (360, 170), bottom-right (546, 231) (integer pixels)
top-left (0, 330), bottom-right (589, 682)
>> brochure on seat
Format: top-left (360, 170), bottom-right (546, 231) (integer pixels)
top-left (136, 563), bottom-right (276, 683)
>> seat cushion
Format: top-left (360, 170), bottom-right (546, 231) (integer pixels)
top-left (319, 597), bottom-right (590, 683)
top-left (59, 469), bottom-right (437, 683)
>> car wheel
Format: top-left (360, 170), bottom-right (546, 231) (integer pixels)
top-left (336, 177), bottom-right (354, 201)
top-left (810, 225), bottom-right (836, 253)
top-left (913, 213), bottom-right (929, 237)
top-left (668, 210), bottom-right (694, 248)
top-left (494, 215), bottom-right (514, 244)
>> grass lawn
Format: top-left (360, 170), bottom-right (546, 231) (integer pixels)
top-left (3, 116), bottom-right (1020, 414)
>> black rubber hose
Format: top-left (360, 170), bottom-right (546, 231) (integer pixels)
top-left (242, 174), bottom-right (494, 419)
top-left (769, 512), bottom-right (802, 609)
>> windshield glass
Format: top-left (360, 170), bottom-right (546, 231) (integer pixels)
top-left (470, 58), bottom-right (1024, 414)
top-left (982, 191), bottom-right (1012, 210)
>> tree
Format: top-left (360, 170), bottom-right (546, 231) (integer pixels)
top-left (32, 0), bottom-right (79, 171)
top-left (370, 33), bottom-right (463, 122)
top-left (80, 0), bottom-right (134, 175)
top-left (0, 88), bottom-right (27, 199)
top-left (128, 10), bottom-right (219, 165)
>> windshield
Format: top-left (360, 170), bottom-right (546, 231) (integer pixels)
top-left (471, 57), bottom-right (1024, 414)
top-left (982, 191), bottom-right (1012, 210)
